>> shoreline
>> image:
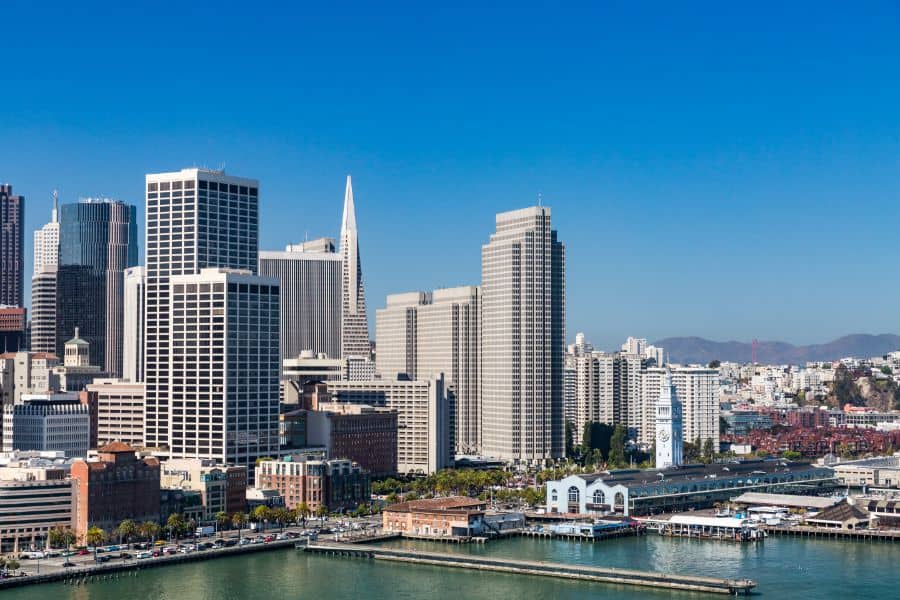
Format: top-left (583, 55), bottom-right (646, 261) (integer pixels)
top-left (0, 537), bottom-right (297, 590)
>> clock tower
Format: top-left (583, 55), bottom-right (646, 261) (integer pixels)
top-left (655, 370), bottom-right (683, 469)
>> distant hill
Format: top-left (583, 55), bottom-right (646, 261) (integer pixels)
top-left (655, 334), bottom-right (900, 365)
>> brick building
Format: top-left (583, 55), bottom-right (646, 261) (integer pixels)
top-left (254, 453), bottom-right (369, 512)
top-left (307, 402), bottom-right (398, 477)
top-left (0, 307), bottom-right (26, 353)
top-left (71, 442), bottom-right (160, 541)
top-left (382, 497), bottom-right (486, 538)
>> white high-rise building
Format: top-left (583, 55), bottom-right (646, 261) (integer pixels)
top-left (671, 367), bottom-right (719, 447)
top-left (574, 352), bottom-right (615, 438)
top-left (122, 266), bottom-right (145, 383)
top-left (143, 168), bottom-right (260, 451)
top-left (415, 286), bottom-right (481, 456)
top-left (481, 206), bottom-right (565, 463)
top-left (654, 370), bottom-right (683, 469)
top-left (640, 367), bottom-right (667, 446)
top-left (259, 240), bottom-right (342, 361)
top-left (621, 337), bottom-right (647, 356)
top-left (339, 176), bottom-right (370, 358)
top-left (614, 353), bottom-right (643, 437)
top-left (33, 191), bottom-right (59, 276)
top-left (375, 287), bottom-right (481, 455)
top-left (168, 268), bottom-right (280, 470)
top-left (375, 291), bottom-right (428, 378)
top-left (29, 266), bottom-right (57, 354)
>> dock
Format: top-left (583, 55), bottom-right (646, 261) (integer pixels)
top-left (301, 543), bottom-right (756, 595)
top-left (762, 525), bottom-right (900, 542)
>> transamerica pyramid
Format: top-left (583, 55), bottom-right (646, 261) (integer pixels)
top-left (339, 175), bottom-right (371, 357)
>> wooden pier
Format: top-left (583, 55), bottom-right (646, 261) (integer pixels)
top-left (302, 543), bottom-right (757, 595)
top-left (762, 525), bottom-right (900, 542)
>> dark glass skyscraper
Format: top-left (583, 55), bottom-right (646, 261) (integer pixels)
top-left (58, 199), bottom-right (138, 375)
top-left (0, 184), bottom-right (24, 307)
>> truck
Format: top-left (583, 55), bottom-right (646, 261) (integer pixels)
top-left (195, 525), bottom-right (216, 537)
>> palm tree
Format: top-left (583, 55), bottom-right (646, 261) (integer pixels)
top-left (272, 507), bottom-right (292, 532)
top-left (48, 526), bottom-right (75, 549)
top-left (167, 513), bottom-right (186, 541)
top-left (116, 519), bottom-right (138, 545)
top-left (297, 502), bottom-right (310, 527)
top-left (215, 511), bottom-right (230, 536)
top-left (139, 521), bottom-right (160, 543)
top-left (86, 526), bottom-right (105, 552)
top-left (232, 512), bottom-right (248, 540)
top-left (252, 505), bottom-right (271, 531)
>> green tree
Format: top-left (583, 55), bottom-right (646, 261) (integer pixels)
top-left (116, 519), bottom-right (138, 544)
top-left (166, 513), bottom-right (186, 541)
top-left (216, 511), bottom-right (230, 536)
top-left (565, 421), bottom-right (576, 458)
top-left (272, 507), bottom-right (292, 532)
top-left (139, 521), bottom-right (160, 543)
top-left (232, 512), bottom-right (249, 539)
top-left (708, 360), bottom-right (721, 369)
top-left (782, 450), bottom-right (802, 460)
top-left (315, 505), bottom-right (328, 518)
top-left (5, 558), bottom-right (20, 575)
top-left (702, 438), bottom-right (716, 462)
top-left (48, 526), bottom-right (76, 549)
top-left (882, 366), bottom-right (893, 376)
top-left (297, 502), bottom-right (311, 525)
top-left (607, 425), bottom-right (627, 468)
top-left (86, 526), bottom-right (105, 549)
top-left (252, 505), bottom-right (272, 529)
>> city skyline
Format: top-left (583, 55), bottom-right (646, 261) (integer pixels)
top-left (4, 3), bottom-right (900, 348)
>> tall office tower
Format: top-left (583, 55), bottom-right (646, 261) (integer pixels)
top-left (144, 168), bottom-right (259, 450)
top-left (671, 367), bottom-right (719, 447)
top-left (481, 206), bottom-right (565, 463)
top-left (574, 351), bottom-right (615, 438)
top-left (613, 352), bottom-right (643, 438)
top-left (122, 267), bottom-right (145, 382)
top-left (168, 269), bottom-right (279, 472)
top-left (654, 370), bottom-right (683, 469)
top-left (0, 184), bottom-right (24, 307)
top-left (416, 286), bottom-right (481, 456)
top-left (374, 291), bottom-right (428, 378)
top-left (259, 239), bottom-right (342, 360)
top-left (33, 191), bottom-right (60, 275)
top-left (30, 266), bottom-right (57, 353)
top-left (339, 176), bottom-right (370, 358)
top-left (58, 199), bottom-right (138, 375)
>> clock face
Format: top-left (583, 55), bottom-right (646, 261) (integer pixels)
top-left (658, 428), bottom-right (670, 442)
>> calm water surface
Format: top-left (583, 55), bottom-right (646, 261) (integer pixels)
top-left (4, 535), bottom-right (898, 599)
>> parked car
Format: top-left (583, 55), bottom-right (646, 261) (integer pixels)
top-left (137, 551), bottom-right (153, 560)
top-left (62, 560), bottom-right (76, 568)
top-left (224, 539), bottom-right (238, 547)
top-left (264, 535), bottom-right (275, 543)
top-left (95, 555), bottom-right (111, 563)
top-left (151, 550), bottom-right (161, 558)
top-left (77, 549), bottom-right (91, 556)
top-left (239, 538), bottom-right (251, 546)
top-left (119, 552), bottom-right (133, 560)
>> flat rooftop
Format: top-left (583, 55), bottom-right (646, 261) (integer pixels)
top-left (732, 492), bottom-right (841, 510)
top-left (577, 460), bottom-right (830, 488)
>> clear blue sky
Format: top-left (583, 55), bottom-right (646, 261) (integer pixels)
top-left (3, 1), bottom-right (899, 349)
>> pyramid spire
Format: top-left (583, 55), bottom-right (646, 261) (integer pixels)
top-left (339, 175), bottom-right (370, 357)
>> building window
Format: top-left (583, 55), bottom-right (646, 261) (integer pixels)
top-left (567, 486), bottom-right (580, 505)
top-left (592, 490), bottom-right (605, 505)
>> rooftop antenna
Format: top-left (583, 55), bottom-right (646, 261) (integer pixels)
top-left (51, 189), bottom-right (59, 223)
top-left (537, 192), bottom-right (543, 206)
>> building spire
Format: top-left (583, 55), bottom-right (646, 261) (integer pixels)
top-left (51, 189), bottom-right (59, 223)
top-left (340, 175), bottom-right (356, 236)
top-left (339, 175), bottom-right (370, 357)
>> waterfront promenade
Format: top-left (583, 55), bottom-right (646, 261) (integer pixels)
top-left (303, 542), bottom-right (757, 595)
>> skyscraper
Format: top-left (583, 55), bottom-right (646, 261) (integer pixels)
top-left (33, 191), bottom-right (59, 275)
top-left (30, 266), bottom-right (57, 354)
top-left (143, 168), bottom-right (260, 452)
top-left (168, 268), bottom-right (280, 469)
top-left (259, 239), bottom-right (342, 360)
top-left (0, 184), bottom-right (24, 307)
top-left (375, 286), bottom-right (481, 455)
top-left (481, 206), bottom-right (565, 463)
top-left (339, 176), bottom-right (370, 358)
top-left (122, 266), bottom-right (145, 383)
top-left (58, 199), bottom-right (138, 375)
